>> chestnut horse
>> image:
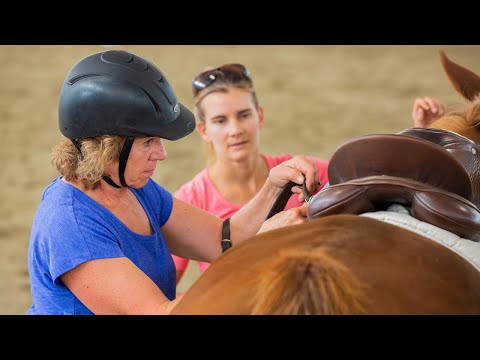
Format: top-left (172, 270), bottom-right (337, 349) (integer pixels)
top-left (171, 50), bottom-right (480, 315)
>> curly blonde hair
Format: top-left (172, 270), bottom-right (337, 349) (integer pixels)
top-left (52, 135), bottom-right (125, 190)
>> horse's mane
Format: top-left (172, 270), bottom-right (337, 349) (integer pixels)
top-left (429, 100), bottom-right (480, 142)
top-left (250, 247), bottom-right (368, 315)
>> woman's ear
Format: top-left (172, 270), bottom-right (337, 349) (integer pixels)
top-left (196, 122), bottom-right (210, 142)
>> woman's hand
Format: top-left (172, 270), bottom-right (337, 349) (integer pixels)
top-left (258, 202), bottom-right (308, 233)
top-left (222, 155), bottom-right (319, 249)
top-left (268, 155), bottom-right (320, 200)
top-left (412, 96), bottom-right (446, 128)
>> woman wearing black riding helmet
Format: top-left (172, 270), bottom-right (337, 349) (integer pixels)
top-left (27, 50), bottom-right (320, 315)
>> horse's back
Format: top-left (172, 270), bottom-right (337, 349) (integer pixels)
top-left (172, 215), bottom-right (480, 314)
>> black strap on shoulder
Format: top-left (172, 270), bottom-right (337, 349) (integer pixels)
top-left (221, 218), bottom-right (232, 253)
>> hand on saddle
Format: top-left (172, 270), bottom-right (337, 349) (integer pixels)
top-left (268, 155), bottom-right (320, 203)
top-left (258, 202), bottom-right (308, 234)
top-left (412, 96), bottom-right (446, 128)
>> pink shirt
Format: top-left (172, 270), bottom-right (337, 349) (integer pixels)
top-left (172, 153), bottom-right (329, 272)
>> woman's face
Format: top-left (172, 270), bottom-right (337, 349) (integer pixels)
top-left (109, 137), bottom-right (167, 188)
top-left (197, 87), bottom-right (264, 162)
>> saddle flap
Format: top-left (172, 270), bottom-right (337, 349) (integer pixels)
top-left (328, 133), bottom-right (472, 201)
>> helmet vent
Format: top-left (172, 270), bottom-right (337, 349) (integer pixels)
top-left (67, 73), bottom-right (101, 85)
top-left (101, 50), bottom-right (148, 72)
top-left (141, 88), bottom-right (163, 116)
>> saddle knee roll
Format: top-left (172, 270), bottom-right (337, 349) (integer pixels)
top-left (412, 191), bottom-right (480, 242)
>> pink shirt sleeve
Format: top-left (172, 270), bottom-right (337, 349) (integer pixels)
top-left (172, 254), bottom-right (189, 271)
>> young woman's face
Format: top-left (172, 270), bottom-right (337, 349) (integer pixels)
top-left (198, 87), bottom-right (264, 162)
top-left (112, 137), bottom-right (167, 188)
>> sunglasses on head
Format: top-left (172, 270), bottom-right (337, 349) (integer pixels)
top-left (192, 63), bottom-right (252, 95)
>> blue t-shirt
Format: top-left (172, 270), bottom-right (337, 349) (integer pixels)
top-left (27, 177), bottom-right (175, 315)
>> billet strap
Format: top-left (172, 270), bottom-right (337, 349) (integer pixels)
top-left (265, 178), bottom-right (317, 220)
top-left (265, 181), bottom-right (296, 220)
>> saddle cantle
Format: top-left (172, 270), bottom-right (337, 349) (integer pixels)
top-left (398, 127), bottom-right (480, 208)
top-left (307, 130), bottom-right (480, 241)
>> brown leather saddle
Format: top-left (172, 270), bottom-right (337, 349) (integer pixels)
top-left (267, 128), bottom-right (480, 241)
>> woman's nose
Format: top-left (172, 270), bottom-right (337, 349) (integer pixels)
top-left (228, 119), bottom-right (244, 136)
top-left (152, 139), bottom-right (167, 160)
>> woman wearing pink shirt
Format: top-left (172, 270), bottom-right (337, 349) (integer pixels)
top-left (172, 64), bottom-right (329, 284)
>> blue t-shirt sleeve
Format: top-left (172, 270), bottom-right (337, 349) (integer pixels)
top-left (46, 203), bottom-right (124, 287)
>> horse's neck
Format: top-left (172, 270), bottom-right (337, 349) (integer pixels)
top-left (361, 206), bottom-right (480, 271)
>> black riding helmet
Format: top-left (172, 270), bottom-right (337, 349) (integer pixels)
top-left (58, 50), bottom-right (195, 188)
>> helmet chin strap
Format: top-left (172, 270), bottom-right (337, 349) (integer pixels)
top-left (102, 175), bottom-right (121, 188)
top-left (102, 136), bottom-right (135, 188)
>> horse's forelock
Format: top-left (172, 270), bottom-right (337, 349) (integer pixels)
top-left (250, 247), bottom-right (368, 315)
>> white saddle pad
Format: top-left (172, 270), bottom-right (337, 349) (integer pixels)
top-left (361, 204), bottom-right (480, 271)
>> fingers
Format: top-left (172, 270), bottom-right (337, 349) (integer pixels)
top-left (281, 203), bottom-right (308, 224)
top-left (269, 155), bottom-right (320, 196)
top-left (291, 185), bottom-right (306, 203)
top-left (423, 97), bottom-right (441, 114)
top-left (413, 107), bottom-right (425, 127)
top-left (413, 97), bottom-right (444, 114)
top-left (291, 155), bottom-right (319, 193)
top-left (258, 204), bottom-right (309, 233)
top-left (412, 98), bottom-right (427, 117)
top-left (412, 96), bottom-right (446, 128)
top-left (296, 202), bottom-right (309, 217)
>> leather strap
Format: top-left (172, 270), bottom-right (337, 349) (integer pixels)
top-left (221, 218), bottom-right (232, 253)
top-left (265, 181), bottom-right (296, 220)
